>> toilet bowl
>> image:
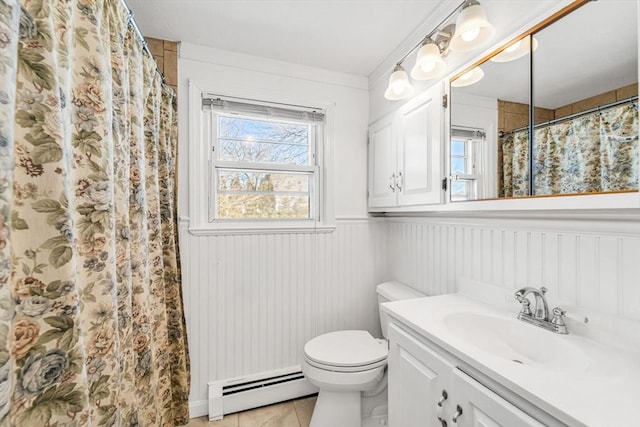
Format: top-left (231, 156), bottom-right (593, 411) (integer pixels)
top-left (302, 282), bottom-right (426, 427)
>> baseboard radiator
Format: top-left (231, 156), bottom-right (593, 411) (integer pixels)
top-left (207, 366), bottom-right (318, 421)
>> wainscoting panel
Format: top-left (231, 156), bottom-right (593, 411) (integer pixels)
top-left (182, 215), bottom-right (640, 415)
top-left (385, 218), bottom-right (640, 322)
top-left (179, 220), bottom-right (388, 407)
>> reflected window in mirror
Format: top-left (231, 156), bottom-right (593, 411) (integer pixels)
top-left (450, 128), bottom-right (485, 201)
top-left (450, 35), bottom-right (532, 201)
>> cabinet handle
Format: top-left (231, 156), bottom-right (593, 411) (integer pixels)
top-left (436, 390), bottom-right (448, 426)
top-left (452, 405), bottom-right (463, 423)
top-left (396, 172), bottom-right (403, 191)
top-left (389, 173), bottom-right (396, 192)
top-left (437, 390), bottom-right (448, 407)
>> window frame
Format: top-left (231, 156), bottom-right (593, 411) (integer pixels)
top-left (188, 81), bottom-right (335, 235)
top-left (210, 111), bottom-right (320, 223)
top-left (449, 129), bottom-right (485, 201)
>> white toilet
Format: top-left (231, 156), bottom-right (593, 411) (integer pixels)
top-left (302, 281), bottom-right (426, 427)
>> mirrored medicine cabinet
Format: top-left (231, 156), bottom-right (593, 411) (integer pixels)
top-left (449, 0), bottom-right (639, 203)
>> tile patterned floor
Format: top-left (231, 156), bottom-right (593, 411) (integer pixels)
top-left (186, 395), bottom-right (317, 427)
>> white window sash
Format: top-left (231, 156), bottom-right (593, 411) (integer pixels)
top-left (213, 161), bottom-right (316, 173)
top-left (209, 107), bottom-right (320, 223)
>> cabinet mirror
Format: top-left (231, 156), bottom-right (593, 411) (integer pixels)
top-left (449, 0), bottom-right (638, 202)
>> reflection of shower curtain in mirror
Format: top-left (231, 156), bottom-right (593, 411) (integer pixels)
top-left (500, 102), bottom-right (639, 197)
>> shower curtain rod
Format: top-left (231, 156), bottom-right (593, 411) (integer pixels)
top-left (119, 0), bottom-right (167, 83)
top-left (499, 95), bottom-right (639, 137)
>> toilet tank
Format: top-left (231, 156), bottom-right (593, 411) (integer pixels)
top-left (377, 281), bottom-right (426, 339)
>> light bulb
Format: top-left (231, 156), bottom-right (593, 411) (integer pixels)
top-left (391, 82), bottom-right (404, 95)
top-left (490, 37), bottom-right (538, 63)
top-left (390, 77), bottom-right (407, 94)
top-left (451, 67), bottom-right (484, 87)
top-left (385, 65), bottom-right (414, 100)
top-left (449, 1), bottom-right (495, 53)
top-left (421, 61), bottom-right (436, 73)
top-left (410, 40), bottom-right (446, 81)
top-left (460, 70), bottom-right (474, 80)
top-left (461, 27), bottom-right (480, 42)
top-left (505, 40), bottom-right (521, 53)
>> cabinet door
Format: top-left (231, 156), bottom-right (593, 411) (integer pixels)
top-left (388, 323), bottom-right (453, 427)
top-left (397, 83), bottom-right (444, 206)
top-left (368, 114), bottom-right (397, 208)
top-left (451, 369), bottom-right (545, 427)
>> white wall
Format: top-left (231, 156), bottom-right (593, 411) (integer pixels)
top-left (176, 43), bottom-right (384, 413)
top-left (179, 219), bottom-right (387, 414)
top-left (177, 43), bottom-right (370, 219)
top-left (385, 217), bottom-right (640, 323)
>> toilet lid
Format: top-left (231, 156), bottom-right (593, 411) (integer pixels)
top-left (304, 330), bottom-right (388, 368)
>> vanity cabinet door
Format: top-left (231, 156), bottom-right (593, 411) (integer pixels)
top-left (368, 114), bottom-right (397, 208)
top-left (451, 369), bottom-right (545, 427)
top-left (388, 323), bottom-right (453, 427)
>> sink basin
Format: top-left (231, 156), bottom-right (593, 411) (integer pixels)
top-left (442, 312), bottom-right (593, 374)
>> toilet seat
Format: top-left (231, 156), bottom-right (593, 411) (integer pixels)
top-left (304, 330), bottom-right (388, 373)
top-left (304, 355), bottom-right (387, 373)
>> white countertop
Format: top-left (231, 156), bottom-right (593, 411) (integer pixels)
top-left (382, 292), bottom-right (640, 427)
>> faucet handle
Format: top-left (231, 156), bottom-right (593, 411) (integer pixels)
top-left (520, 300), bottom-right (532, 316)
top-left (540, 286), bottom-right (548, 295)
top-left (514, 293), bottom-right (533, 316)
top-left (551, 307), bottom-right (566, 324)
top-left (553, 307), bottom-right (589, 325)
top-left (550, 307), bottom-right (569, 334)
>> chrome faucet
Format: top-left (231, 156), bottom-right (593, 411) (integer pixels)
top-left (514, 286), bottom-right (568, 334)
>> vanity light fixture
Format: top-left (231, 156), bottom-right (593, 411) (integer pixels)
top-left (384, 0), bottom-right (493, 100)
top-left (384, 64), bottom-right (415, 100)
top-left (490, 36), bottom-right (538, 62)
top-left (450, 66), bottom-right (484, 87)
top-left (449, 0), bottom-right (495, 52)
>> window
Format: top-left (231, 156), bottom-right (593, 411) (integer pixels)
top-left (450, 128), bottom-right (485, 201)
top-left (213, 114), bottom-right (317, 220)
top-left (189, 89), bottom-right (333, 234)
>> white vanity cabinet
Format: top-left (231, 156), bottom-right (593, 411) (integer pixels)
top-left (387, 323), bottom-right (453, 427)
top-left (388, 323), bottom-right (545, 427)
top-left (368, 83), bottom-right (444, 210)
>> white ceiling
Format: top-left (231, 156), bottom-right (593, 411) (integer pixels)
top-left (130, 0), bottom-right (637, 106)
top-left (127, 0), bottom-right (443, 76)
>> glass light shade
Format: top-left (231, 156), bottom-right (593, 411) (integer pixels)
top-left (450, 67), bottom-right (484, 87)
top-left (449, 3), bottom-right (495, 52)
top-left (411, 42), bottom-right (447, 80)
top-left (384, 66), bottom-right (415, 100)
top-left (490, 36), bottom-right (539, 63)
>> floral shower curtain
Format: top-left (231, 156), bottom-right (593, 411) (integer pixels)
top-left (500, 130), bottom-right (530, 197)
top-left (0, 0), bottom-right (190, 425)
top-left (500, 102), bottom-right (639, 197)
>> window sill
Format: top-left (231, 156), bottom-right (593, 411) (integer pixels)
top-left (187, 222), bottom-right (336, 236)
